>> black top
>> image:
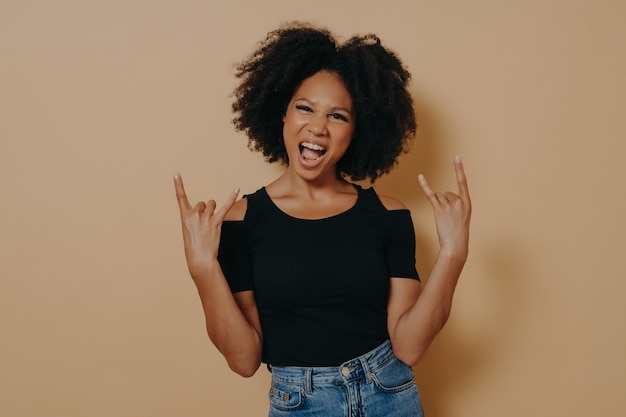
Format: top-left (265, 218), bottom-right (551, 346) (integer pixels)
top-left (218, 184), bottom-right (419, 366)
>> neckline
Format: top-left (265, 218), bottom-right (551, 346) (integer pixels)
top-left (261, 184), bottom-right (362, 221)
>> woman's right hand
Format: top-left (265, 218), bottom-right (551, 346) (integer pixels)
top-left (173, 172), bottom-right (239, 281)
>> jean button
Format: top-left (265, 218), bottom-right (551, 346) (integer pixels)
top-left (341, 367), bottom-right (350, 377)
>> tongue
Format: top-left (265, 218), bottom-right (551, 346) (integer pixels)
top-left (301, 147), bottom-right (322, 160)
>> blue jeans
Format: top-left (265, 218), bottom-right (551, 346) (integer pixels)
top-left (267, 340), bottom-right (424, 417)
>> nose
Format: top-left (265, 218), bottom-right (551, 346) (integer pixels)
top-left (307, 113), bottom-right (328, 136)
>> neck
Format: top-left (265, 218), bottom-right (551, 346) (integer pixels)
top-left (270, 169), bottom-right (351, 199)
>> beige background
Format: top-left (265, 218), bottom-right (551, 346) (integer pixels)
top-left (1, 1), bottom-right (625, 416)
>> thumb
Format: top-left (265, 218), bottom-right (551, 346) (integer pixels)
top-left (212, 187), bottom-right (241, 222)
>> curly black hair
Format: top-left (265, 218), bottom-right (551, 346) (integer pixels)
top-left (232, 21), bottom-right (416, 182)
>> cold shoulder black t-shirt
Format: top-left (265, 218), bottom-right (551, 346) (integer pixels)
top-left (218, 184), bottom-right (419, 366)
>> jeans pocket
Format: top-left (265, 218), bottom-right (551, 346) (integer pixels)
top-left (370, 356), bottom-right (416, 394)
top-left (269, 380), bottom-right (305, 411)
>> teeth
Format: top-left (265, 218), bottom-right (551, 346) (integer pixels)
top-left (300, 142), bottom-right (326, 151)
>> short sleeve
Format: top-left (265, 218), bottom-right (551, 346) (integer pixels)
top-left (218, 221), bottom-right (254, 292)
top-left (385, 210), bottom-right (420, 281)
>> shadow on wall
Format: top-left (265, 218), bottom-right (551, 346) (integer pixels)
top-left (413, 241), bottom-right (527, 417)
top-left (376, 98), bottom-right (527, 417)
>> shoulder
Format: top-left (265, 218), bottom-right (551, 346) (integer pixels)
top-left (224, 187), bottom-right (269, 221)
top-left (224, 197), bottom-right (247, 221)
top-left (358, 185), bottom-right (407, 211)
top-left (377, 194), bottom-right (407, 211)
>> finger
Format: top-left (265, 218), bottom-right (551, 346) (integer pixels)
top-left (213, 187), bottom-right (241, 222)
top-left (444, 191), bottom-right (459, 202)
top-left (434, 192), bottom-right (447, 205)
top-left (193, 201), bottom-right (207, 213)
top-left (173, 172), bottom-right (192, 213)
top-left (454, 156), bottom-right (470, 203)
top-left (418, 174), bottom-right (438, 205)
top-left (205, 200), bottom-right (217, 215)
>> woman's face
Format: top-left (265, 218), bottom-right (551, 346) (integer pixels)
top-left (282, 70), bottom-right (355, 181)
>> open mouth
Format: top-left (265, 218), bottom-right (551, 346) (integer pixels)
top-left (299, 142), bottom-right (327, 161)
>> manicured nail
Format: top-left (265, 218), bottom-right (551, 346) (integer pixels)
top-left (234, 187), bottom-right (240, 194)
top-left (454, 155), bottom-right (461, 164)
top-left (418, 174), bottom-right (425, 182)
top-left (173, 171), bottom-right (180, 179)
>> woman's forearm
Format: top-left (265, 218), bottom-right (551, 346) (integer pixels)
top-left (193, 262), bottom-right (263, 377)
top-left (392, 249), bottom-right (466, 366)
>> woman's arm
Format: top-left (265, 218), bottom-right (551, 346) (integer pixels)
top-left (387, 156), bottom-right (471, 366)
top-left (174, 173), bottom-right (262, 377)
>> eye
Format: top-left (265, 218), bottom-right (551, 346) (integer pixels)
top-left (329, 113), bottom-right (349, 122)
top-left (295, 104), bottom-right (313, 112)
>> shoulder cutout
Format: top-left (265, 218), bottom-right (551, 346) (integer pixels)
top-left (378, 194), bottom-right (407, 211)
top-left (224, 197), bottom-right (248, 221)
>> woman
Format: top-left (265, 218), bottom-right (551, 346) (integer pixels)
top-left (174, 22), bottom-right (471, 416)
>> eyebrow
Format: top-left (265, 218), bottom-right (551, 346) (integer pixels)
top-left (295, 98), bottom-right (353, 115)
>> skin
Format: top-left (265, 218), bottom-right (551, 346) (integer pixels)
top-left (174, 70), bottom-right (471, 376)
top-left (269, 71), bottom-right (358, 218)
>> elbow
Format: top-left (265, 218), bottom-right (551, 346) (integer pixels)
top-left (394, 345), bottom-right (429, 367)
top-left (234, 367), bottom-right (259, 378)
top-left (225, 349), bottom-right (262, 378)
top-left (392, 316), bottom-right (446, 367)
top-left (211, 334), bottom-right (263, 378)
top-left (229, 360), bottom-right (261, 378)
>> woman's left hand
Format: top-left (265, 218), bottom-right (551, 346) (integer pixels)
top-left (418, 156), bottom-right (472, 262)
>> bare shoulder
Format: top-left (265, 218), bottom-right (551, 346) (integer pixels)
top-left (377, 194), bottom-right (408, 211)
top-left (224, 197), bottom-right (248, 221)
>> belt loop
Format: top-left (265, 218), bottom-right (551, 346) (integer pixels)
top-left (360, 354), bottom-right (373, 384)
top-left (305, 368), bottom-right (313, 394)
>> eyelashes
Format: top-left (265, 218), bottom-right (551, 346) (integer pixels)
top-left (294, 104), bottom-right (350, 123)
top-left (295, 104), bottom-right (313, 112)
top-left (329, 113), bottom-right (349, 122)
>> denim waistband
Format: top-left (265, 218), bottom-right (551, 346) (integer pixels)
top-left (269, 340), bottom-right (395, 390)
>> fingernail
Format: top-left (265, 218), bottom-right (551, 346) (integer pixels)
top-left (173, 171), bottom-right (180, 179)
top-left (418, 174), bottom-right (425, 182)
top-left (454, 155), bottom-right (461, 164)
top-left (234, 187), bottom-right (240, 194)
